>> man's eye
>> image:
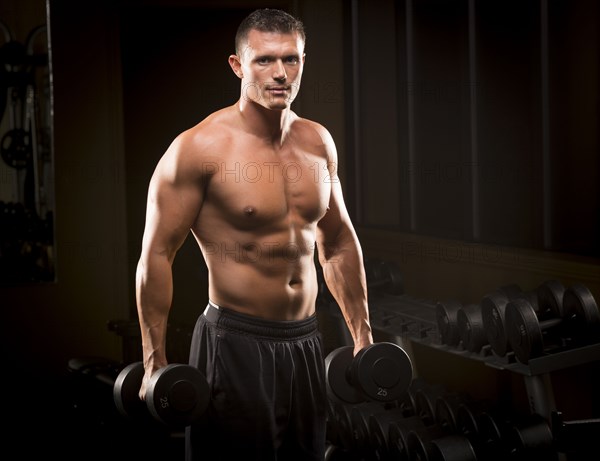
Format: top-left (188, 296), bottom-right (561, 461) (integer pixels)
top-left (285, 57), bottom-right (299, 64)
top-left (257, 58), bottom-right (270, 64)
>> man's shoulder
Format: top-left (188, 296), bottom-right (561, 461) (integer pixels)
top-left (175, 106), bottom-right (237, 154)
top-left (290, 114), bottom-right (336, 151)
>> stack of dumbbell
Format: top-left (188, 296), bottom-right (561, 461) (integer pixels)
top-left (325, 375), bottom-right (562, 461)
top-left (435, 280), bottom-right (600, 363)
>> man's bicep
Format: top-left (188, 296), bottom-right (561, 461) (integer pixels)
top-left (141, 162), bottom-right (204, 261)
top-left (316, 180), bottom-right (354, 259)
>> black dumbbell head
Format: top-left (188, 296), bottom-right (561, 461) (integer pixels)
top-left (537, 280), bottom-right (566, 318)
top-left (145, 363), bottom-right (209, 427)
top-left (505, 298), bottom-right (544, 364)
top-left (563, 283), bottom-right (600, 336)
top-left (351, 342), bottom-right (413, 402)
top-left (457, 304), bottom-right (488, 353)
top-left (481, 291), bottom-right (511, 356)
top-left (113, 361), bottom-right (147, 420)
top-left (431, 435), bottom-right (478, 461)
top-left (325, 346), bottom-right (364, 404)
top-left (436, 300), bottom-right (462, 346)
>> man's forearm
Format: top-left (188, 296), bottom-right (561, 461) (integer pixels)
top-left (136, 255), bottom-right (174, 371)
top-left (320, 235), bottom-right (373, 350)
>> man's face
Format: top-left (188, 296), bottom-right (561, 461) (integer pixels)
top-left (230, 29), bottom-right (305, 111)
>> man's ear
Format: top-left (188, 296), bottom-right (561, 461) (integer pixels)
top-left (228, 54), bottom-right (243, 79)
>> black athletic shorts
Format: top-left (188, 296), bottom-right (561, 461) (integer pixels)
top-left (185, 302), bottom-right (327, 460)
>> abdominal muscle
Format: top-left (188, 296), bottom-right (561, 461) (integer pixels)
top-left (197, 233), bottom-right (320, 321)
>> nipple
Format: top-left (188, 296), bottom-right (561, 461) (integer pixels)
top-left (243, 206), bottom-right (255, 216)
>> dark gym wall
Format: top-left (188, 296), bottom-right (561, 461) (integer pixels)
top-left (349, 0), bottom-right (600, 302)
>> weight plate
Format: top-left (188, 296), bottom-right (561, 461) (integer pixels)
top-left (388, 419), bottom-right (421, 460)
top-left (505, 298), bottom-right (543, 364)
top-left (508, 413), bottom-right (553, 451)
top-left (481, 292), bottom-right (510, 356)
top-left (457, 304), bottom-right (487, 353)
top-left (146, 364), bottom-right (209, 427)
top-left (352, 342), bottom-right (413, 402)
top-left (435, 395), bottom-right (463, 433)
top-left (325, 346), bottom-right (363, 404)
top-left (456, 403), bottom-right (480, 438)
top-left (414, 389), bottom-right (437, 426)
top-left (1, 128), bottom-right (32, 169)
top-left (436, 301), bottom-right (462, 346)
top-left (406, 430), bottom-right (428, 460)
top-left (563, 284), bottom-right (600, 337)
top-left (113, 361), bottom-right (147, 420)
top-left (537, 280), bottom-right (566, 318)
top-left (431, 435), bottom-right (478, 461)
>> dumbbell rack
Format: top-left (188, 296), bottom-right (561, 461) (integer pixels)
top-left (318, 291), bottom-right (600, 433)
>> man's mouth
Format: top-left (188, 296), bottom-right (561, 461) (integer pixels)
top-left (266, 86), bottom-right (290, 93)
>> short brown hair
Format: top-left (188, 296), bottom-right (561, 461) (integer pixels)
top-left (235, 8), bottom-right (306, 54)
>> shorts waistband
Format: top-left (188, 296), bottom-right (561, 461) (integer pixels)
top-left (203, 301), bottom-right (318, 340)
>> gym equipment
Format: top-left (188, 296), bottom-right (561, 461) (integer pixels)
top-left (331, 401), bottom-right (356, 452)
top-left (368, 407), bottom-right (416, 460)
top-left (505, 283), bottom-right (600, 363)
top-left (113, 361), bottom-right (209, 428)
top-left (434, 393), bottom-right (471, 434)
top-left (405, 421), bottom-right (472, 461)
top-left (506, 413), bottom-right (557, 460)
top-left (413, 384), bottom-right (447, 426)
top-left (324, 443), bottom-right (352, 461)
top-left (366, 259), bottom-right (404, 295)
top-left (457, 304), bottom-right (488, 353)
top-left (387, 416), bottom-right (431, 460)
top-left (325, 342), bottom-right (413, 404)
top-left (408, 432), bottom-right (478, 461)
top-left (482, 281), bottom-right (563, 357)
top-left (435, 300), bottom-right (462, 347)
top-left (551, 410), bottom-right (600, 456)
top-left (349, 402), bottom-right (393, 458)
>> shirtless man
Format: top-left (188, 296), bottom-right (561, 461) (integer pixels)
top-left (135, 8), bottom-right (373, 460)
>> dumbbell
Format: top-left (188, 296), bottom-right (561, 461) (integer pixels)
top-left (475, 410), bottom-right (558, 461)
top-left (113, 361), bottom-right (209, 428)
top-left (324, 442), bottom-right (353, 461)
top-left (368, 407), bottom-right (417, 460)
top-left (387, 416), bottom-right (432, 460)
top-left (505, 283), bottom-right (600, 363)
top-left (435, 300), bottom-right (462, 347)
top-left (434, 392), bottom-right (472, 434)
top-left (369, 380), bottom-right (441, 458)
top-left (325, 342), bottom-right (413, 405)
top-left (406, 431), bottom-right (477, 461)
top-left (365, 259), bottom-right (404, 295)
top-left (349, 402), bottom-right (395, 458)
top-left (331, 401), bottom-right (356, 452)
top-left (457, 303), bottom-right (488, 353)
top-left (413, 384), bottom-right (447, 427)
top-left (506, 413), bottom-right (557, 460)
top-left (482, 281), bottom-right (562, 357)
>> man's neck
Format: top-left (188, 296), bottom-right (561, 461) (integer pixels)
top-left (237, 99), bottom-right (293, 146)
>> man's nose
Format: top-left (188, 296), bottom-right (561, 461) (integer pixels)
top-left (273, 60), bottom-right (287, 81)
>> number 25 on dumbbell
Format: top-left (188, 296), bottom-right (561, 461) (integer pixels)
top-left (325, 342), bottom-right (413, 405)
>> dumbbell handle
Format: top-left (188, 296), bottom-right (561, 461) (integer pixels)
top-left (537, 317), bottom-right (564, 330)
